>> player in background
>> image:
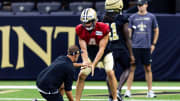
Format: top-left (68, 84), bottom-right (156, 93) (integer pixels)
top-left (103, 0), bottom-right (135, 101)
top-left (124, 0), bottom-right (159, 98)
top-left (75, 8), bottom-right (118, 101)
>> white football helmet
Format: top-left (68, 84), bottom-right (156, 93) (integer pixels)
top-left (80, 8), bottom-right (98, 31)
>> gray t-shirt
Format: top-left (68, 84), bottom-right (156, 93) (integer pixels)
top-left (128, 12), bottom-right (158, 48)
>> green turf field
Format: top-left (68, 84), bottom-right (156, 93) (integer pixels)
top-left (0, 81), bottom-right (179, 101)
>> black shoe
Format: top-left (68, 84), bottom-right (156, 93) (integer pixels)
top-left (108, 95), bottom-right (113, 101)
top-left (117, 92), bottom-right (123, 101)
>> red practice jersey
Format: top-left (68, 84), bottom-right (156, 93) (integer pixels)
top-left (76, 22), bottom-right (111, 61)
top-left (76, 22), bottom-right (110, 46)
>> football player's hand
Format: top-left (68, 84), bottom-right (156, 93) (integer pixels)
top-left (91, 64), bottom-right (95, 77)
top-left (130, 55), bottom-right (135, 64)
top-left (83, 61), bottom-right (91, 66)
top-left (151, 45), bottom-right (155, 54)
top-left (81, 61), bottom-right (91, 70)
top-left (80, 64), bottom-right (91, 70)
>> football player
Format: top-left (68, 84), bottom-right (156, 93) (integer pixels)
top-left (103, 0), bottom-right (135, 101)
top-left (75, 8), bottom-right (118, 101)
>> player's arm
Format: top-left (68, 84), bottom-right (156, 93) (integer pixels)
top-left (91, 34), bottom-right (109, 76)
top-left (123, 23), bottom-right (135, 64)
top-left (151, 27), bottom-right (159, 53)
top-left (73, 63), bottom-right (83, 68)
top-left (78, 37), bottom-right (91, 65)
top-left (152, 27), bottom-right (159, 45)
top-left (73, 63), bottom-right (89, 69)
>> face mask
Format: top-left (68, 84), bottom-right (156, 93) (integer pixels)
top-left (83, 22), bottom-right (95, 31)
top-left (85, 26), bottom-right (94, 31)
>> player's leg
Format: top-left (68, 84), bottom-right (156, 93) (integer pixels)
top-left (144, 64), bottom-right (156, 97)
top-left (125, 48), bottom-right (139, 97)
top-left (75, 67), bottom-right (91, 101)
top-left (116, 52), bottom-right (131, 101)
top-left (107, 49), bottom-right (131, 101)
top-left (59, 83), bottom-right (65, 96)
top-left (116, 49), bottom-right (131, 93)
top-left (142, 48), bottom-right (156, 97)
top-left (126, 64), bottom-right (136, 90)
top-left (124, 64), bottom-right (136, 97)
top-left (106, 76), bottom-right (113, 101)
top-left (144, 64), bottom-right (152, 91)
top-left (118, 68), bottom-right (130, 91)
top-left (103, 53), bottom-right (118, 101)
top-left (106, 70), bottom-right (118, 101)
top-left (40, 92), bottom-right (64, 101)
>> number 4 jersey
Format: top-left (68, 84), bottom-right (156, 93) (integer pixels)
top-left (76, 22), bottom-right (112, 61)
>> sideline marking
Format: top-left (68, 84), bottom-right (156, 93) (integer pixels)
top-left (0, 86), bottom-right (180, 90)
top-left (0, 90), bottom-right (21, 94)
top-left (0, 98), bottom-right (179, 101)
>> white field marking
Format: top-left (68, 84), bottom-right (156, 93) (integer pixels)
top-left (0, 98), bottom-right (45, 101)
top-left (0, 90), bottom-right (21, 94)
top-left (0, 98), bottom-right (179, 101)
top-left (0, 86), bottom-right (180, 90)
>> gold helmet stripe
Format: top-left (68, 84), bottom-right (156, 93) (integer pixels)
top-left (84, 8), bottom-right (89, 21)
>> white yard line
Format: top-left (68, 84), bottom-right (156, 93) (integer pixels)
top-left (0, 86), bottom-right (180, 90)
top-left (0, 90), bottom-right (21, 94)
top-left (0, 98), bottom-right (179, 101)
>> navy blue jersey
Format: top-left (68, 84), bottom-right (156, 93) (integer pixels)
top-left (36, 56), bottom-right (74, 92)
top-left (103, 14), bottom-right (129, 50)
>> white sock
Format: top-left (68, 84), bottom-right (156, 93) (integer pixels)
top-left (148, 90), bottom-right (153, 93)
top-left (113, 100), bottom-right (118, 101)
top-left (126, 89), bottom-right (130, 92)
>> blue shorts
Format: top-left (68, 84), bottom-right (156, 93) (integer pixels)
top-left (112, 48), bottom-right (130, 69)
top-left (133, 48), bottom-right (152, 65)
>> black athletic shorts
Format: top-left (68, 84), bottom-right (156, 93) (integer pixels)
top-left (133, 48), bottom-right (152, 65)
top-left (40, 92), bottom-right (63, 101)
top-left (112, 48), bottom-right (130, 69)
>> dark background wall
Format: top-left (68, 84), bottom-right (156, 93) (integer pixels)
top-left (0, 15), bottom-right (180, 81)
top-left (150, 0), bottom-right (176, 13)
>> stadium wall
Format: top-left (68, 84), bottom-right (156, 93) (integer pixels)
top-left (0, 15), bottom-right (180, 81)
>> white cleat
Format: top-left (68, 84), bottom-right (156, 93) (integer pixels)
top-left (124, 90), bottom-right (131, 98)
top-left (32, 99), bottom-right (38, 101)
top-left (147, 90), bottom-right (157, 98)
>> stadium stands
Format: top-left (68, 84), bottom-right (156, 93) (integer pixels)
top-left (0, 0), bottom-right (178, 16)
top-left (11, 2), bottom-right (34, 12)
top-left (0, 11), bottom-right (14, 16)
top-left (69, 2), bottom-right (92, 13)
top-left (15, 12), bottom-right (40, 16)
top-left (95, 2), bottom-right (105, 13)
top-left (37, 2), bottom-right (61, 13)
top-left (50, 11), bottom-right (74, 16)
